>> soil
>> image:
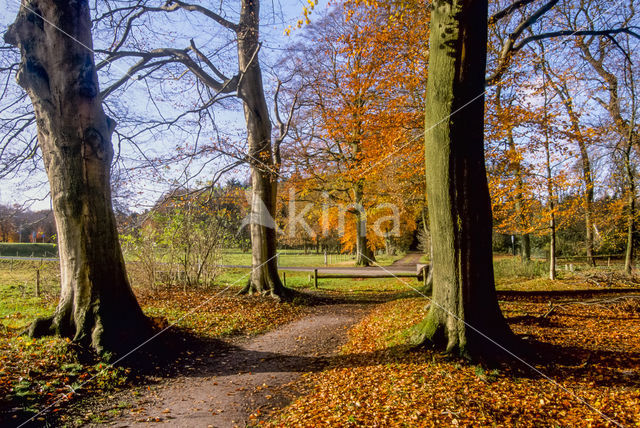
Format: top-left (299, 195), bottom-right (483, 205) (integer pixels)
top-left (77, 302), bottom-right (371, 427)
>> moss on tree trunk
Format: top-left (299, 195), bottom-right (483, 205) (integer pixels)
top-left (414, 0), bottom-right (515, 359)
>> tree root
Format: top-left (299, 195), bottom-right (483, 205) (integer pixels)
top-left (26, 315), bottom-right (56, 338)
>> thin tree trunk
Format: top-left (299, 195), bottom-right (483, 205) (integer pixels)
top-left (540, 52), bottom-right (556, 280)
top-left (5, 0), bottom-right (150, 355)
top-left (548, 80), bottom-right (596, 266)
top-left (545, 120), bottom-right (557, 281)
top-left (513, 152), bottom-right (531, 261)
top-left (236, 0), bottom-right (288, 298)
top-left (496, 86), bottom-right (530, 261)
top-left (549, 212), bottom-right (556, 280)
top-left (414, 0), bottom-right (514, 358)
top-left (566, 102), bottom-right (596, 267)
top-left (581, 147), bottom-right (597, 267)
top-left (624, 138), bottom-right (637, 274)
top-left (623, 50), bottom-right (637, 275)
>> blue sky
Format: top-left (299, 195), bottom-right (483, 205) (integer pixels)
top-left (0, 0), bottom-right (328, 212)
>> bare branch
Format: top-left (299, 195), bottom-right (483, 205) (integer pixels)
top-left (513, 27), bottom-right (640, 52)
top-left (162, 1), bottom-right (238, 32)
top-left (489, 0), bottom-right (538, 25)
top-left (487, 0), bottom-right (560, 85)
top-left (188, 39), bottom-right (230, 83)
top-left (97, 46), bottom-right (239, 99)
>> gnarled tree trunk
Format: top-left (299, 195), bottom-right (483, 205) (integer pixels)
top-left (414, 0), bottom-right (514, 358)
top-left (5, 0), bottom-right (150, 355)
top-left (236, 0), bottom-right (288, 298)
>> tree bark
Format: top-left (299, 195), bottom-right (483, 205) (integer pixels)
top-left (550, 80), bottom-right (596, 267)
top-left (541, 60), bottom-right (556, 280)
top-left (573, 37), bottom-right (638, 273)
top-left (236, 0), bottom-right (288, 298)
top-left (624, 142), bottom-right (636, 275)
top-left (4, 0), bottom-right (150, 356)
top-left (354, 181), bottom-right (375, 266)
top-left (414, 0), bottom-right (514, 359)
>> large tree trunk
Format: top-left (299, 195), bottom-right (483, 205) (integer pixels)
top-left (5, 1), bottom-right (150, 356)
top-left (414, 0), bottom-right (513, 358)
top-left (236, 0), bottom-right (288, 299)
top-left (354, 182), bottom-right (375, 266)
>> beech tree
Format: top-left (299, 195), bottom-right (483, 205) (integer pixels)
top-left (414, 0), bottom-right (514, 357)
top-left (287, 1), bottom-right (427, 265)
top-left (93, 0), bottom-right (296, 298)
top-left (488, 83), bottom-right (536, 261)
top-left (543, 70), bottom-right (598, 266)
top-left (4, 0), bottom-right (151, 355)
top-left (573, 28), bottom-right (639, 273)
top-left (288, 7), bottom-right (382, 266)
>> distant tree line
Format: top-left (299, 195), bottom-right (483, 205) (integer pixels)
top-left (0, 204), bottom-right (55, 243)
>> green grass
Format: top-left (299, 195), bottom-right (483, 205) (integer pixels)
top-left (0, 260), bottom-right (59, 330)
top-left (220, 249), bottom-right (405, 267)
top-left (0, 250), bottom-right (409, 332)
top-left (0, 243), bottom-right (58, 258)
top-left (493, 257), bottom-right (550, 281)
top-left (216, 268), bottom-right (414, 296)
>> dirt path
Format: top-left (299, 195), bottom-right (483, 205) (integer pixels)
top-left (391, 252), bottom-right (424, 266)
top-left (94, 303), bottom-right (370, 427)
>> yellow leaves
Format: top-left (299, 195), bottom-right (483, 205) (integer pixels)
top-left (285, 0), bottom-right (317, 35)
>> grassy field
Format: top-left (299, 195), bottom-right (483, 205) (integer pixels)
top-left (0, 260), bottom-right (59, 330)
top-left (220, 249), bottom-right (404, 267)
top-left (3, 255), bottom-right (631, 332)
top-left (0, 243), bottom-right (57, 258)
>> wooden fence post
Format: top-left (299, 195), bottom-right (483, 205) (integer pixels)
top-left (35, 269), bottom-right (40, 298)
top-left (283, 272), bottom-right (287, 287)
top-left (314, 268), bottom-right (318, 288)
